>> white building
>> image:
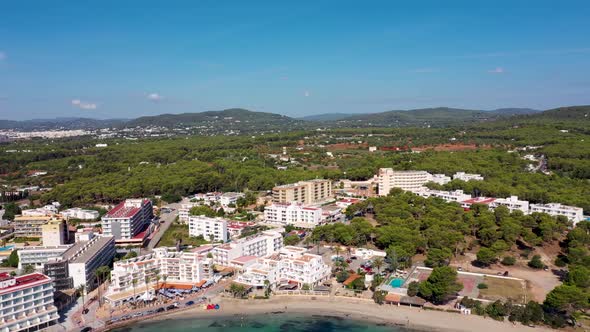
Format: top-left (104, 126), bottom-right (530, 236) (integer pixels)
top-left (489, 196), bottom-right (530, 214)
top-left (17, 245), bottom-right (71, 270)
top-left (417, 189), bottom-right (472, 203)
top-left (264, 203), bottom-right (323, 227)
top-left (178, 202), bottom-right (200, 223)
top-left (212, 230), bottom-right (283, 267)
top-left (101, 199), bottom-right (153, 241)
top-left (41, 219), bottom-right (66, 247)
top-left (378, 169), bottom-right (431, 195)
top-left (20, 205), bottom-right (57, 217)
top-left (530, 203), bottom-right (584, 224)
top-left (428, 174), bottom-right (452, 185)
top-left (219, 192), bottom-right (245, 207)
top-left (0, 272), bottom-right (59, 332)
top-left (188, 216), bottom-right (228, 242)
top-left (235, 246), bottom-right (331, 289)
top-left (453, 172), bottom-right (484, 182)
top-left (106, 247), bottom-right (212, 306)
top-left (60, 208), bottom-right (99, 220)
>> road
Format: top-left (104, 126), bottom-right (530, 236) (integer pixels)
top-left (146, 202), bottom-right (181, 251)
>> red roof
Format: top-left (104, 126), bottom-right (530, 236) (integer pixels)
top-left (0, 273), bottom-right (51, 295)
top-left (105, 199), bottom-right (149, 219)
top-left (462, 197), bottom-right (496, 205)
top-left (231, 255), bottom-right (258, 264)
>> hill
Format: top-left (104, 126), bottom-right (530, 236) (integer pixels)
top-left (298, 113), bottom-right (358, 122)
top-left (0, 117), bottom-right (126, 130)
top-left (329, 107), bottom-right (526, 127)
top-left (125, 108), bottom-right (307, 132)
top-left (518, 105), bottom-right (590, 121)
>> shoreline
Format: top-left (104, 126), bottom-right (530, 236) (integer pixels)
top-left (106, 295), bottom-right (553, 332)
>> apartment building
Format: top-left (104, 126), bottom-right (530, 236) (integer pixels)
top-left (178, 202), bottom-right (199, 223)
top-left (41, 219), bottom-right (66, 247)
top-left (453, 172), bottom-right (484, 182)
top-left (272, 179), bottom-right (332, 204)
top-left (106, 247), bottom-right (212, 306)
top-left (101, 198), bottom-right (153, 241)
top-left (235, 246), bottom-right (331, 289)
top-left (17, 246), bottom-right (71, 270)
top-left (377, 169), bottom-right (431, 195)
top-left (0, 272), bottom-right (59, 332)
top-left (264, 203), bottom-right (323, 227)
top-left (12, 215), bottom-right (54, 238)
top-left (429, 173), bottom-right (452, 185)
top-left (212, 230), bottom-right (283, 267)
top-left (188, 216), bottom-right (228, 242)
top-left (530, 203), bottom-right (584, 224)
top-left (219, 192), bottom-right (245, 207)
top-left (20, 203), bottom-right (59, 217)
top-left (60, 208), bottom-right (99, 220)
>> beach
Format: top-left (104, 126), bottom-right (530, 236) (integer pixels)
top-left (122, 295), bottom-right (553, 332)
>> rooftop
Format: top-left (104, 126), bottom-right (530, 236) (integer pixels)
top-left (68, 236), bottom-right (114, 264)
top-left (0, 273), bottom-right (51, 295)
top-left (104, 199), bottom-right (150, 219)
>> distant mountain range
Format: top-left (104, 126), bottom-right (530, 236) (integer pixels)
top-left (1, 105), bottom-right (588, 132)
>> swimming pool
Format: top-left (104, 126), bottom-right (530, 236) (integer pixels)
top-left (389, 278), bottom-right (404, 288)
top-left (0, 245), bottom-right (14, 252)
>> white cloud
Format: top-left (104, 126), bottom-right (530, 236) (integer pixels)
top-left (147, 93), bottom-right (163, 102)
top-left (71, 99), bottom-right (97, 110)
top-left (304, 90), bottom-right (310, 97)
top-left (488, 67), bottom-right (505, 74)
top-left (0, 52), bottom-right (6, 61)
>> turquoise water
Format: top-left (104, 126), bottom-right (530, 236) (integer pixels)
top-left (390, 278), bottom-right (404, 287)
top-left (111, 313), bottom-right (410, 332)
top-left (0, 245), bottom-right (14, 252)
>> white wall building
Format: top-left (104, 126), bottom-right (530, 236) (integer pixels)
top-left (453, 172), bottom-right (484, 182)
top-left (378, 169), bottom-right (431, 195)
top-left (219, 192), bottom-right (245, 207)
top-left (188, 216), bottom-right (228, 242)
top-left (530, 203), bottom-right (584, 224)
top-left (264, 203), bottom-right (323, 227)
top-left (416, 189), bottom-right (472, 203)
top-left (178, 202), bottom-right (200, 223)
top-left (17, 246), bottom-right (71, 270)
top-left (106, 247), bottom-right (212, 306)
top-left (66, 235), bottom-right (116, 291)
top-left (60, 208), bottom-right (99, 220)
top-left (489, 196), bottom-right (530, 214)
top-left (101, 198), bottom-right (153, 241)
top-left (0, 272), bottom-right (59, 332)
top-left (41, 219), bottom-right (66, 247)
top-left (235, 246), bottom-right (331, 289)
top-left (428, 173), bottom-right (452, 185)
top-left (212, 230), bottom-right (283, 267)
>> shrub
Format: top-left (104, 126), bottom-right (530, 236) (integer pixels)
top-left (477, 283), bottom-right (488, 289)
top-left (528, 255), bottom-right (544, 269)
top-left (501, 256), bottom-right (516, 266)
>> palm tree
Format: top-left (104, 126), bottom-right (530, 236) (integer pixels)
top-left (131, 278), bottom-right (138, 305)
top-left (373, 257), bottom-right (384, 274)
top-left (78, 285), bottom-right (86, 310)
top-left (263, 279), bottom-right (271, 297)
top-left (162, 274), bottom-right (168, 289)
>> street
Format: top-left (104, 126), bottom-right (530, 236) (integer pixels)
top-left (146, 202), bottom-right (181, 250)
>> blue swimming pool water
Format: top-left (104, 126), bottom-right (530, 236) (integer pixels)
top-left (0, 245), bottom-right (14, 251)
top-left (390, 278), bottom-right (404, 287)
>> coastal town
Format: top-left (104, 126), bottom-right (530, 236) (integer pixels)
top-left (0, 165), bottom-right (587, 332)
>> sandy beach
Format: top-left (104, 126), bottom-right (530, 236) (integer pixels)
top-left (128, 295), bottom-right (553, 332)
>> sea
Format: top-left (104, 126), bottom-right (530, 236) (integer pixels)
top-left (111, 313), bottom-right (413, 332)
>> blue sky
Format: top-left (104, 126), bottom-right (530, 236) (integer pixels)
top-left (1, 1), bottom-right (590, 120)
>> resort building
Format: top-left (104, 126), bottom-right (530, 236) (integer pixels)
top-left (188, 216), bottom-right (228, 242)
top-left (334, 178), bottom-right (377, 197)
top-left (489, 196), bottom-right (530, 214)
top-left (429, 173), bottom-right (452, 185)
top-left (235, 246), bottom-right (331, 289)
top-left (272, 179), bottom-right (332, 204)
top-left (453, 172), bottom-right (484, 182)
top-left (41, 219), bottom-right (66, 247)
top-left (12, 215), bottom-right (54, 239)
top-left (264, 203), bottom-right (323, 228)
top-left (20, 203), bottom-right (59, 217)
top-left (219, 192), bottom-right (245, 207)
top-left (417, 189), bottom-right (472, 203)
top-left (227, 221), bottom-right (256, 238)
top-left (530, 203), bottom-right (584, 224)
top-left (212, 230), bottom-right (283, 267)
top-left (178, 202), bottom-right (199, 223)
top-left (377, 169), bottom-right (431, 195)
top-left (0, 272), bottom-right (59, 332)
top-left (106, 247), bottom-right (212, 306)
top-left (17, 246), bottom-right (71, 270)
top-left (101, 198), bottom-right (154, 241)
top-left (60, 208), bottom-right (99, 221)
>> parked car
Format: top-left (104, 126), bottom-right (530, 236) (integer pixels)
top-left (186, 300), bottom-right (195, 306)
top-left (81, 327), bottom-right (92, 332)
top-left (156, 307), bottom-right (165, 313)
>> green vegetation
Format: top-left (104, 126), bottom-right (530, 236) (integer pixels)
top-left (528, 255), bottom-right (544, 269)
top-left (417, 266), bottom-right (463, 304)
top-left (283, 234), bottom-right (300, 246)
top-left (1, 250), bottom-right (18, 268)
top-left (158, 223), bottom-right (209, 247)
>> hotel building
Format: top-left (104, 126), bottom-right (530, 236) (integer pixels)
top-left (188, 216), bottom-right (228, 242)
top-left (453, 172), bottom-right (484, 182)
top-left (12, 215), bottom-right (54, 239)
top-left (0, 272), bottom-right (59, 332)
top-left (41, 219), bottom-right (66, 247)
top-left (264, 203), bottom-right (323, 227)
top-left (101, 198), bottom-right (153, 241)
top-left (212, 230), bottom-right (283, 267)
top-left (106, 247), bottom-right (212, 306)
top-left (530, 203), bottom-right (584, 224)
top-left (272, 179), bottom-right (332, 204)
top-left (60, 208), bottom-right (99, 221)
top-left (489, 196), bottom-right (530, 214)
top-left (377, 169), bottom-right (432, 195)
top-left (235, 246), bottom-right (331, 289)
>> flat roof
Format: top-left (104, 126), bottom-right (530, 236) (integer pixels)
top-left (68, 236), bottom-right (114, 264)
top-left (104, 199), bottom-right (149, 219)
top-left (0, 273), bottom-right (51, 295)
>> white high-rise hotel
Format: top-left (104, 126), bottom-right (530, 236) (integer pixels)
top-left (0, 272), bottom-right (59, 332)
top-left (101, 199), bottom-right (153, 241)
top-left (188, 216), bottom-right (228, 242)
top-left (212, 230), bottom-right (283, 267)
top-left (264, 203), bottom-right (323, 226)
